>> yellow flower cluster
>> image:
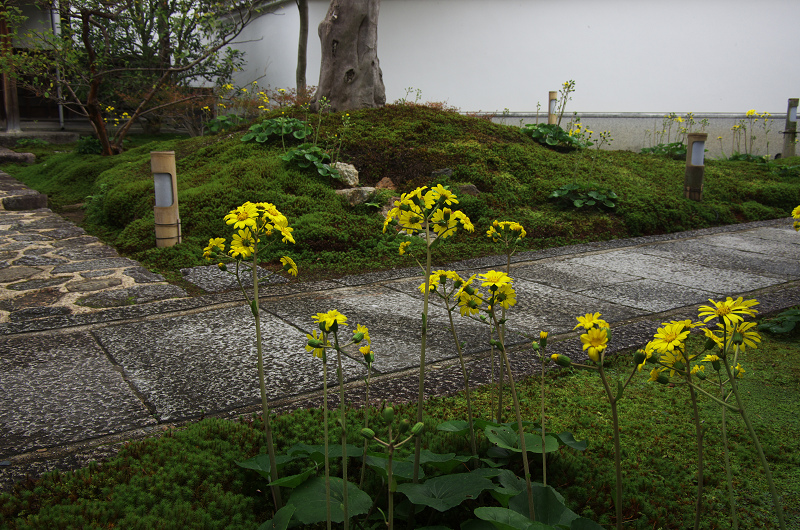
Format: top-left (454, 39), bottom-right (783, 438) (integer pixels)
top-left (793, 205), bottom-right (800, 231)
top-left (574, 312), bottom-right (609, 362)
top-left (305, 312), bottom-right (374, 364)
top-left (384, 185), bottom-right (474, 250)
top-left (486, 220), bottom-right (526, 243)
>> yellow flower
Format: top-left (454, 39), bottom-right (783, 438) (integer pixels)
top-left (224, 202), bottom-right (258, 230)
top-left (581, 327), bottom-right (608, 361)
top-left (280, 256), bottom-right (298, 276)
top-left (574, 312), bottom-right (608, 330)
top-left (698, 297), bottom-right (758, 328)
top-left (431, 184), bottom-right (459, 206)
top-left (659, 348), bottom-right (687, 377)
top-left (734, 363), bottom-right (746, 378)
top-left (419, 274), bottom-right (440, 294)
top-left (489, 284), bottom-right (516, 310)
top-left (479, 270), bottom-right (512, 290)
top-left (313, 309), bottom-right (348, 332)
top-left (399, 241), bottom-right (411, 255)
top-left (356, 324), bottom-right (371, 345)
top-left (457, 290), bottom-right (482, 316)
top-left (203, 237), bottom-right (226, 260)
top-left (746, 109), bottom-right (756, 116)
top-left (648, 367), bottom-right (664, 382)
top-left (691, 364), bottom-right (705, 375)
top-left (650, 321), bottom-right (690, 353)
top-left (430, 208), bottom-right (458, 238)
top-left (229, 228), bottom-right (257, 259)
top-left (792, 205), bottom-right (800, 219)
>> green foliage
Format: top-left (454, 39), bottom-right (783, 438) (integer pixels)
top-left (241, 117), bottom-right (312, 144)
top-left (727, 151), bottom-right (769, 163)
top-left (280, 143), bottom-right (340, 178)
top-left (14, 138), bottom-right (49, 148)
top-left (549, 183), bottom-right (618, 210)
top-left (758, 308), bottom-right (800, 334)
top-left (639, 142), bottom-right (687, 159)
top-left (75, 136), bottom-right (103, 155)
top-left (206, 114), bottom-right (245, 134)
top-left (521, 124), bottom-right (591, 150)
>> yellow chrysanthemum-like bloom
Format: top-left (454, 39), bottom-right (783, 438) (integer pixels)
top-left (229, 228), bottom-right (257, 259)
top-left (746, 109), bottom-right (757, 117)
top-left (457, 291), bottom-right (482, 316)
top-left (707, 321), bottom-right (761, 352)
top-left (691, 364), bottom-right (705, 375)
top-left (486, 220), bottom-right (527, 243)
top-left (280, 256), bottom-right (298, 277)
top-left (305, 329), bottom-right (329, 359)
top-left (698, 297), bottom-right (758, 328)
top-left (574, 312), bottom-right (608, 330)
top-left (581, 327), bottom-right (608, 362)
top-left (355, 324), bottom-right (371, 345)
top-left (398, 241), bottom-right (411, 255)
top-left (419, 274), bottom-right (440, 294)
top-left (203, 237), bottom-right (226, 260)
top-left (313, 309), bottom-right (348, 332)
top-left (792, 205), bottom-right (800, 219)
top-left (650, 321), bottom-right (690, 353)
top-left (431, 184), bottom-right (459, 206)
top-left (479, 270), bottom-right (512, 291)
top-left (659, 349), bottom-right (687, 377)
top-left (489, 284), bottom-right (517, 311)
top-left (431, 208), bottom-right (458, 238)
top-left (359, 343), bottom-right (375, 364)
top-left (648, 367), bottom-right (664, 382)
top-left (224, 202), bottom-right (259, 230)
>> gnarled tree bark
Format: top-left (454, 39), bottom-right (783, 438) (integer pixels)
top-left (312, 0), bottom-right (385, 112)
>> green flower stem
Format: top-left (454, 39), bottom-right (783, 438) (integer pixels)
top-left (413, 221), bottom-right (433, 484)
top-left (539, 344), bottom-right (547, 486)
top-left (491, 313), bottom-right (535, 521)
top-left (716, 371), bottom-right (738, 529)
top-left (334, 333), bottom-right (349, 530)
top-left (387, 425), bottom-right (394, 530)
top-left (359, 364), bottom-right (373, 489)
top-left (723, 361), bottom-right (787, 529)
top-left (685, 367), bottom-right (705, 530)
top-left (444, 297), bottom-right (477, 459)
top-left (322, 356), bottom-right (332, 530)
top-left (251, 252), bottom-right (282, 509)
top-left (597, 361), bottom-right (623, 530)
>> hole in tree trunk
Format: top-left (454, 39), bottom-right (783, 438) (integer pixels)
top-left (345, 69), bottom-right (355, 83)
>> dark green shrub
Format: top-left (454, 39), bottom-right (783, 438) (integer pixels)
top-left (550, 183), bottom-right (618, 210)
top-left (521, 123), bottom-right (591, 150)
top-left (241, 117), bottom-right (311, 144)
top-left (75, 136), bottom-right (102, 155)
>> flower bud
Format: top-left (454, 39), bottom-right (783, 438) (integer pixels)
top-left (539, 331), bottom-right (548, 348)
top-left (530, 342), bottom-right (540, 352)
top-left (218, 263), bottom-right (227, 271)
top-left (551, 354), bottom-right (572, 367)
top-left (695, 370), bottom-right (707, 380)
top-left (360, 428), bottom-right (375, 440)
top-left (732, 332), bottom-right (744, 346)
top-left (490, 339), bottom-right (502, 348)
top-left (633, 350), bottom-right (646, 365)
top-left (703, 338), bottom-right (718, 351)
top-left (711, 359), bottom-right (721, 371)
top-left (382, 406), bottom-right (395, 425)
top-left (411, 422), bottom-right (425, 436)
top-left (398, 418), bottom-right (411, 434)
top-left (352, 332), bottom-right (365, 344)
top-left (656, 373), bottom-right (670, 384)
top-left (307, 338), bottom-right (324, 349)
top-left (673, 361), bottom-right (685, 373)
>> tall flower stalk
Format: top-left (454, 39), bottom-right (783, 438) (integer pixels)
top-left (202, 201), bottom-right (297, 510)
top-left (383, 185), bottom-right (473, 482)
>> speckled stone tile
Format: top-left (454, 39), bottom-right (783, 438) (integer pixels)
top-left (738, 226), bottom-right (800, 244)
top-left (578, 278), bottom-right (719, 313)
top-left (699, 233), bottom-right (800, 259)
top-left (639, 239), bottom-right (800, 279)
top-left (258, 285), bottom-right (504, 374)
top-left (562, 250), bottom-right (696, 279)
top-left (93, 305), bottom-right (367, 422)
top-left (0, 332), bottom-right (156, 455)
top-left (511, 260), bottom-right (639, 291)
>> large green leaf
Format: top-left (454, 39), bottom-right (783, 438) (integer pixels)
top-left (485, 425), bottom-right (521, 452)
top-left (411, 449), bottom-right (472, 473)
top-left (437, 420), bottom-right (470, 435)
top-left (397, 472), bottom-right (494, 512)
top-left (267, 466), bottom-right (315, 488)
top-left (235, 453), bottom-right (297, 479)
top-left (473, 507), bottom-right (553, 530)
top-left (287, 476), bottom-right (371, 525)
top-left (257, 504), bottom-right (296, 530)
top-left (508, 482), bottom-right (604, 529)
top-left (366, 452), bottom-right (421, 481)
top-left (556, 432), bottom-right (587, 451)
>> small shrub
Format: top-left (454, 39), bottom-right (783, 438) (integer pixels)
top-left (758, 308), bottom-right (800, 334)
top-left (280, 144), bottom-right (339, 178)
top-left (521, 123), bottom-right (591, 150)
top-left (549, 183), bottom-right (618, 210)
top-left (206, 114), bottom-right (245, 134)
top-left (241, 117), bottom-right (312, 145)
top-left (640, 142), bottom-right (687, 159)
top-left (14, 138), bottom-right (49, 148)
top-left (75, 136), bottom-right (102, 155)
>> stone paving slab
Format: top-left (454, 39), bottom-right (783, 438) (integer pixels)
top-left (639, 238), bottom-right (800, 279)
top-left (578, 278), bottom-right (721, 313)
top-left (700, 232), bottom-right (800, 259)
top-left (259, 284), bottom-right (508, 374)
top-left (0, 331), bottom-right (157, 454)
top-left (92, 305), bottom-right (367, 422)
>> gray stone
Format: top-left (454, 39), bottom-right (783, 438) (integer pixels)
top-left (13, 255), bottom-right (67, 267)
top-left (335, 187), bottom-right (376, 206)
top-left (2, 192), bottom-right (46, 211)
top-left (41, 226), bottom-right (86, 240)
top-left (0, 288), bottom-right (64, 312)
top-left (80, 270), bottom-right (115, 278)
top-left (9, 306), bottom-right (71, 322)
top-left (0, 332), bottom-right (156, 455)
top-left (51, 236), bottom-right (102, 248)
top-left (181, 264), bottom-right (286, 293)
top-left (511, 261), bottom-right (637, 291)
top-left (92, 305), bottom-right (367, 421)
top-left (375, 177), bottom-right (395, 190)
top-left (123, 267), bottom-right (165, 283)
top-left (10, 233), bottom-right (52, 242)
top-left (458, 184), bottom-right (480, 196)
top-left (579, 279), bottom-right (720, 313)
top-left (66, 278), bottom-right (123, 292)
top-left (76, 284), bottom-right (187, 308)
top-left (0, 265), bottom-right (42, 283)
top-left (332, 162), bottom-right (359, 186)
top-left (52, 258), bottom-right (139, 274)
top-left (7, 277), bottom-right (71, 290)
top-left (701, 233), bottom-right (800, 260)
top-left (54, 243), bottom-right (118, 261)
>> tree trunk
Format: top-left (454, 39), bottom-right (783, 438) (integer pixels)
top-left (312, 0), bottom-right (385, 112)
top-left (0, 12), bottom-right (21, 133)
top-left (296, 0), bottom-right (308, 98)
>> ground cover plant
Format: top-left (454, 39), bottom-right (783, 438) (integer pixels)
top-left (1, 323), bottom-right (797, 529)
top-left (2, 104), bottom-right (799, 286)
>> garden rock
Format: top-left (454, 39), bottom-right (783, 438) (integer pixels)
top-left (336, 186), bottom-right (376, 206)
top-left (332, 162), bottom-right (359, 186)
top-left (375, 177), bottom-right (396, 190)
top-left (2, 190), bottom-right (47, 211)
top-left (458, 184), bottom-right (480, 196)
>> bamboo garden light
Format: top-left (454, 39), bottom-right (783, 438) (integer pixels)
top-left (151, 151), bottom-right (182, 247)
top-left (684, 133), bottom-right (707, 201)
top-left (548, 91), bottom-right (557, 125)
top-left (783, 98), bottom-right (798, 159)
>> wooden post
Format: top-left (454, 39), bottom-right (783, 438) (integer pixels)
top-left (783, 98), bottom-right (798, 159)
top-left (0, 10), bottom-right (21, 133)
top-left (684, 133), bottom-right (707, 201)
top-left (151, 151), bottom-right (181, 247)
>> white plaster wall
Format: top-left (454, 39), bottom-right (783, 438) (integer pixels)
top-left (234, 0), bottom-right (800, 114)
